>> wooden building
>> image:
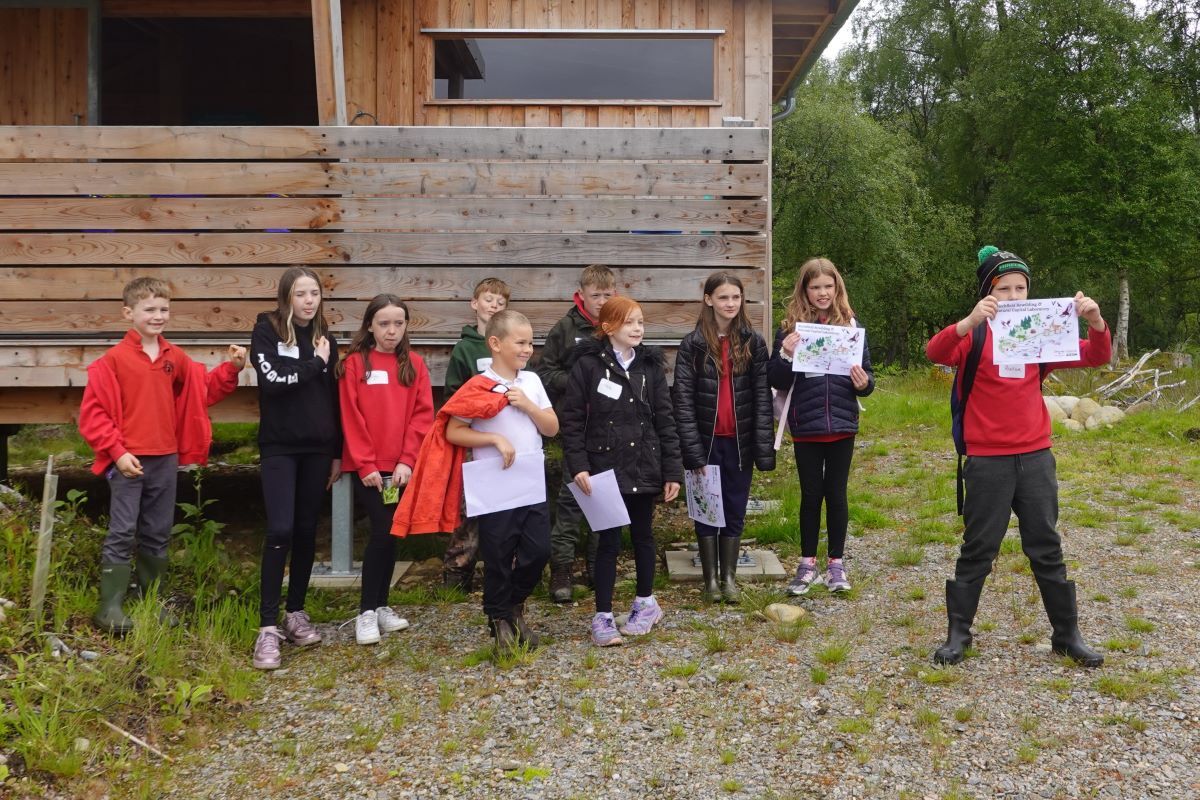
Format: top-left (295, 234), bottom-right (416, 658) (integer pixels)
top-left (0, 0), bottom-right (856, 427)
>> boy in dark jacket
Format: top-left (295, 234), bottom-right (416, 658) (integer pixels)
top-left (535, 264), bottom-right (615, 602)
top-left (442, 277), bottom-right (510, 590)
top-left (927, 246), bottom-right (1109, 667)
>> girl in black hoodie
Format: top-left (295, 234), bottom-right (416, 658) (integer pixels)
top-left (672, 273), bottom-right (775, 603)
top-left (249, 266), bottom-right (341, 670)
top-left (561, 297), bottom-right (683, 647)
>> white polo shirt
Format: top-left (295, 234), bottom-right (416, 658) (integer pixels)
top-left (465, 367), bottom-right (552, 461)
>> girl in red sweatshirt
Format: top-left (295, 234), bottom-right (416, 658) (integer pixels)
top-left (338, 294), bottom-right (434, 645)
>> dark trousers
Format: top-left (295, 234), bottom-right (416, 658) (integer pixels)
top-left (354, 479), bottom-right (399, 613)
top-left (259, 453), bottom-right (330, 627)
top-left (103, 453), bottom-right (179, 564)
top-left (594, 493), bottom-right (658, 613)
top-left (477, 502), bottom-right (551, 621)
top-left (694, 436), bottom-right (753, 539)
top-left (794, 437), bottom-right (855, 559)
top-left (955, 449), bottom-right (1067, 585)
top-left (550, 464), bottom-right (598, 568)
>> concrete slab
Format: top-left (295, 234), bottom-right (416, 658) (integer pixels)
top-left (665, 549), bottom-right (786, 582)
top-left (287, 561), bottom-right (411, 590)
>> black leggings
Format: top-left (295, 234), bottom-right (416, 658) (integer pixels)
top-left (259, 453), bottom-right (330, 627)
top-left (593, 493), bottom-right (658, 614)
top-left (793, 438), bottom-right (855, 559)
top-left (354, 479), bottom-right (398, 614)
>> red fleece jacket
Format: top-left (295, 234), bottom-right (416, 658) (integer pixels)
top-left (390, 375), bottom-right (508, 537)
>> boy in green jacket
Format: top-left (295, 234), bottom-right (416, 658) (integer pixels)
top-left (442, 277), bottom-right (510, 589)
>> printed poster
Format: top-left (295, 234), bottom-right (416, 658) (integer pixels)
top-left (988, 298), bottom-right (1080, 365)
top-left (790, 322), bottom-right (865, 376)
top-left (685, 466), bottom-right (726, 528)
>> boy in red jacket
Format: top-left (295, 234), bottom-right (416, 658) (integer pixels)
top-left (79, 277), bottom-right (246, 634)
top-left (927, 247), bottom-right (1109, 668)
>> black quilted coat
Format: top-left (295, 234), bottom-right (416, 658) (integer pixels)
top-left (560, 337), bottom-right (684, 495)
top-left (767, 324), bottom-right (875, 438)
top-left (671, 326), bottom-right (776, 473)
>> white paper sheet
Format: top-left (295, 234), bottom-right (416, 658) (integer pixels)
top-left (685, 466), bottom-right (726, 528)
top-left (567, 470), bottom-right (631, 531)
top-left (988, 298), bottom-right (1080, 365)
top-left (790, 322), bottom-right (866, 376)
top-left (462, 451), bottom-right (547, 518)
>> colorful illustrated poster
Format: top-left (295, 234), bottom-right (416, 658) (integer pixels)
top-left (988, 298), bottom-right (1080, 365)
top-left (790, 322), bottom-right (865, 376)
top-left (685, 466), bottom-right (726, 528)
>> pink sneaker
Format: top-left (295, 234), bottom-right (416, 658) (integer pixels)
top-left (619, 597), bottom-right (663, 636)
top-left (252, 627), bottom-right (286, 670)
top-left (282, 610), bottom-right (322, 646)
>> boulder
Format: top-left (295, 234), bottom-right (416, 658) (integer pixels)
top-left (1086, 406), bottom-right (1126, 429)
top-left (1056, 395), bottom-right (1081, 416)
top-left (1071, 397), bottom-right (1102, 423)
top-left (1124, 401), bottom-right (1154, 416)
top-left (1061, 419), bottom-right (1085, 432)
top-left (758, 603), bottom-right (807, 624)
top-left (1044, 396), bottom-right (1067, 422)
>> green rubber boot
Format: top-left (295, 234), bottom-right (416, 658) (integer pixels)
top-left (134, 551), bottom-right (179, 627)
top-left (93, 563), bottom-right (134, 636)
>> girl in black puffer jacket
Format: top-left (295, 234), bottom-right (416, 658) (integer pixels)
top-left (672, 273), bottom-right (776, 603)
top-left (561, 297), bottom-right (683, 647)
top-left (768, 258), bottom-right (875, 597)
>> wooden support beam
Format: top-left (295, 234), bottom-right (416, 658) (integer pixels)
top-left (311, 0), bottom-right (348, 125)
top-left (103, 0), bottom-right (312, 16)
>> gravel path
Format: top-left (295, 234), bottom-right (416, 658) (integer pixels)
top-left (165, 462), bottom-right (1200, 800)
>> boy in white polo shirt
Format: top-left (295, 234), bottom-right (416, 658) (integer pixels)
top-left (445, 310), bottom-right (559, 650)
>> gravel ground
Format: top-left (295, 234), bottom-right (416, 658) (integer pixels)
top-left (162, 474), bottom-right (1200, 800)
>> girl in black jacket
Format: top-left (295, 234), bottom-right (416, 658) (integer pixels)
top-left (561, 297), bottom-right (683, 647)
top-left (250, 266), bottom-right (341, 670)
top-left (767, 258), bottom-right (874, 597)
top-left (672, 273), bottom-right (776, 603)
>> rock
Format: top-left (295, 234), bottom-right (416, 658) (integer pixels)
top-left (1124, 402), bottom-right (1154, 416)
top-left (74, 737), bottom-right (90, 752)
top-left (79, 650), bottom-right (100, 661)
top-left (1071, 397), bottom-right (1101, 423)
top-left (756, 604), bottom-right (807, 624)
top-left (333, 762), bottom-right (350, 773)
top-left (1061, 419), bottom-right (1085, 432)
top-left (1056, 395), bottom-right (1080, 416)
top-left (1044, 397), bottom-right (1067, 422)
top-left (1086, 406), bottom-right (1125, 430)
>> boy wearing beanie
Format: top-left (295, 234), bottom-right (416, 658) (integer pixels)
top-left (926, 246), bottom-right (1110, 667)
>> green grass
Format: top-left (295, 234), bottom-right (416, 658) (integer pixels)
top-left (661, 662), bottom-right (700, 679)
top-left (815, 641), bottom-right (851, 666)
top-left (1125, 616), bottom-right (1156, 634)
top-left (889, 545), bottom-right (925, 567)
top-left (1095, 669), bottom-right (1190, 701)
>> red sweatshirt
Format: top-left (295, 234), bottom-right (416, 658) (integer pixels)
top-left (926, 321), bottom-right (1111, 456)
top-left (339, 348), bottom-right (434, 480)
top-left (78, 330), bottom-right (240, 475)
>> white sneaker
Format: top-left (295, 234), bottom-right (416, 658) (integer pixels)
top-left (375, 606), bottom-right (409, 633)
top-left (355, 610), bottom-right (381, 645)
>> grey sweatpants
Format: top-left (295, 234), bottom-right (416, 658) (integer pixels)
top-left (102, 453), bottom-right (179, 564)
top-left (955, 448), bottom-right (1067, 585)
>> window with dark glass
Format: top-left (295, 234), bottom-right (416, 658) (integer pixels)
top-left (432, 36), bottom-right (715, 101)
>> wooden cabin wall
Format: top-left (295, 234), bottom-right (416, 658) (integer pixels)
top-left (341, 0), bottom-right (772, 127)
top-left (0, 8), bottom-right (89, 125)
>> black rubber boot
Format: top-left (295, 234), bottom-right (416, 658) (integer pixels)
top-left (697, 537), bottom-right (720, 603)
top-left (933, 578), bottom-right (984, 665)
top-left (134, 551), bottom-right (179, 627)
top-left (1035, 576), bottom-right (1104, 668)
top-left (512, 601), bottom-right (541, 648)
top-left (549, 563), bottom-right (573, 604)
top-left (718, 536), bottom-right (742, 604)
top-left (93, 563), bottom-right (134, 636)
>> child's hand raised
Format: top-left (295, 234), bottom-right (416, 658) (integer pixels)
top-left (849, 365), bottom-right (870, 391)
top-left (1074, 292), bottom-right (1105, 329)
top-left (957, 296), bottom-right (998, 336)
top-left (314, 336), bottom-right (331, 363)
top-left (780, 330), bottom-right (801, 360)
top-left (228, 344), bottom-right (248, 369)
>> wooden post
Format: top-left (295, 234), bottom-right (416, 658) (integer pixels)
top-left (30, 454), bottom-right (58, 627)
top-left (311, 0), bottom-right (348, 125)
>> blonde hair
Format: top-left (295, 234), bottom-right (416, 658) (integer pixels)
top-left (473, 277), bottom-right (511, 301)
top-left (781, 258), bottom-right (855, 330)
top-left (580, 264), bottom-right (615, 291)
top-left (122, 276), bottom-right (171, 307)
top-left (486, 309), bottom-right (530, 341)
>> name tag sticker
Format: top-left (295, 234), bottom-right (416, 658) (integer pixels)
top-left (277, 342), bottom-right (300, 359)
top-left (476, 357), bottom-right (493, 372)
top-left (366, 370), bottom-right (389, 385)
top-left (999, 363), bottom-right (1026, 379)
top-left (597, 378), bottom-right (623, 399)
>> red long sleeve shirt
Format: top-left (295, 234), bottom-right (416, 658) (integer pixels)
top-left (926, 321), bottom-right (1111, 456)
top-left (339, 349), bottom-right (434, 480)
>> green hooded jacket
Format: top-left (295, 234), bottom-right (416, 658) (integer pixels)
top-left (444, 324), bottom-right (492, 395)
